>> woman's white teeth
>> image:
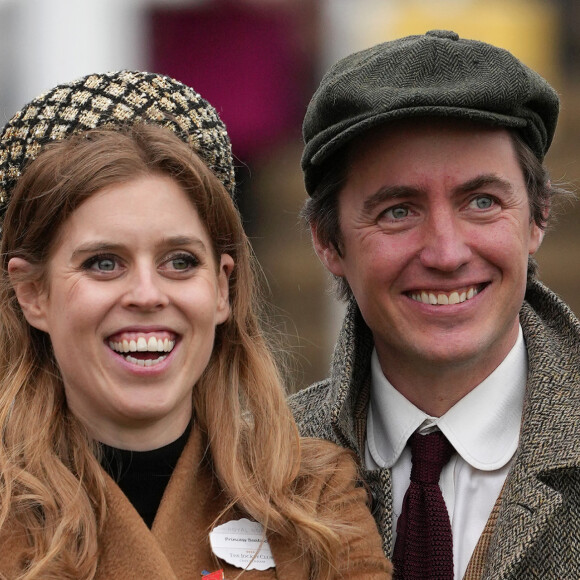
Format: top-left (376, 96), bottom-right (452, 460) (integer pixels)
top-left (125, 354), bottom-right (167, 367)
top-left (411, 287), bottom-right (479, 305)
top-left (108, 336), bottom-right (175, 353)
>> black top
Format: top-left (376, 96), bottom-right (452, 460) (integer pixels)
top-left (100, 423), bottom-right (192, 528)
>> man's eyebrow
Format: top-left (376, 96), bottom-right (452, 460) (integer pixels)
top-left (454, 174), bottom-right (515, 195)
top-left (362, 185), bottom-right (419, 213)
top-left (362, 174), bottom-right (515, 213)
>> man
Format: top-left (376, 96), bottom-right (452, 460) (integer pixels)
top-left (289, 30), bottom-right (580, 579)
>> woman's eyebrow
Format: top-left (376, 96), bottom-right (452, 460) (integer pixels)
top-left (159, 235), bottom-right (207, 251)
top-left (71, 242), bottom-right (124, 259)
top-left (71, 236), bottom-right (208, 259)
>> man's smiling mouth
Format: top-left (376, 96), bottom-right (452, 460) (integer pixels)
top-left (408, 284), bottom-right (484, 305)
top-left (107, 333), bottom-right (176, 367)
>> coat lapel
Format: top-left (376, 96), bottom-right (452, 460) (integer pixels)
top-left (99, 423), bottom-right (284, 579)
top-left (96, 469), bottom-right (178, 579)
top-left (482, 283), bottom-right (580, 578)
top-left (327, 300), bottom-right (395, 556)
top-left (483, 463), bottom-right (563, 578)
top-left (325, 281), bottom-right (580, 576)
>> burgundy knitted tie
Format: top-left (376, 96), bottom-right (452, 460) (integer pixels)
top-left (392, 431), bottom-right (455, 580)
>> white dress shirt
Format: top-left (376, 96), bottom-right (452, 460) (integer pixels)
top-left (365, 326), bottom-right (527, 580)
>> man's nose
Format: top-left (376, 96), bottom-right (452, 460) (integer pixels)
top-left (418, 210), bottom-right (472, 272)
top-left (121, 265), bottom-right (170, 311)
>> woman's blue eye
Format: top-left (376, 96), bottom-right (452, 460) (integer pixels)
top-left (171, 257), bottom-right (192, 270)
top-left (165, 253), bottom-right (199, 271)
top-left (83, 255), bottom-right (118, 272)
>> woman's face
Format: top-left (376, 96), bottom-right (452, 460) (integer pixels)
top-left (12, 174), bottom-right (233, 449)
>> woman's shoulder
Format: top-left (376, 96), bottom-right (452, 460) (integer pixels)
top-left (298, 437), bottom-right (358, 483)
top-left (296, 437), bottom-right (368, 516)
top-left (0, 517), bottom-right (31, 577)
top-left (295, 437), bottom-right (393, 578)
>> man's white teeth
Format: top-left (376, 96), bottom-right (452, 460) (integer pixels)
top-left (411, 287), bottom-right (479, 305)
top-left (108, 337), bottom-right (175, 353)
top-left (125, 354), bottom-right (167, 367)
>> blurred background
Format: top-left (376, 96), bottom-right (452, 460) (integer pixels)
top-left (1, 0), bottom-right (579, 391)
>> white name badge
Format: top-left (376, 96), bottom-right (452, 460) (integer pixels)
top-left (209, 518), bottom-right (276, 571)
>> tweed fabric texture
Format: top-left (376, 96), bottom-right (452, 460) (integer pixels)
top-left (393, 432), bottom-right (454, 580)
top-left (0, 70), bottom-right (235, 215)
top-left (463, 489), bottom-right (503, 580)
top-left (302, 29), bottom-right (559, 196)
top-left (289, 278), bottom-right (580, 579)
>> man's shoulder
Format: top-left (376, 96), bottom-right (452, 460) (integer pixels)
top-left (288, 379), bottom-right (336, 440)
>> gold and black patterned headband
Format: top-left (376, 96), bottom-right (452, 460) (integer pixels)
top-left (0, 70), bottom-right (235, 215)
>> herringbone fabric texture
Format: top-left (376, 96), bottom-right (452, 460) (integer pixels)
top-left (289, 278), bottom-right (580, 578)
top-left (393, 432), bottom-right (454, 580)
top-left (302, 29), bottom-right (559, 195)
top-left (0, 70), bottom-right (235, 214)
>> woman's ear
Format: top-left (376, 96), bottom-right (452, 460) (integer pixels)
top-left (215, 253), bottom-right (234, 325)
top-left (7, 257), bottom-right (50, 332)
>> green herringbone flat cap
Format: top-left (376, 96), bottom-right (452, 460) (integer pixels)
top-left (302, 29), bottom-right (559, 196)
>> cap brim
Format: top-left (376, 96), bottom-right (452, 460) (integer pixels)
top-left (308, 105), bottom-right (529, 168)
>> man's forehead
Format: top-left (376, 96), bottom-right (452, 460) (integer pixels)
top-left (347, 117), bottom-right (512, 159)
top-left (339, 118), bottom-right (526, 202)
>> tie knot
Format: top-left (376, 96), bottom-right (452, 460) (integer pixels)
top-left (410, 431), bottom-right (454, 484)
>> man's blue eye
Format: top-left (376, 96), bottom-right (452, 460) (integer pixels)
top-left (475, 196), bottom-right (493, 209)
top-left (388, 206), bottom-right (409, 219)
top-left (96, 258), bottom-right (115, 271)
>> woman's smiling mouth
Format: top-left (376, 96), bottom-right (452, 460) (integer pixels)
top-left (107, 332), bottom-right (177, 367)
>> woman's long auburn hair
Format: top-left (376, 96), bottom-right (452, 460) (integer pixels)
top-left (0, 124), bottom-right (349, 579)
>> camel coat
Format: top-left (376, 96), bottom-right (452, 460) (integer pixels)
top-left (0, 423), bottom-right (391, 579)
top-left (289, 279), bottom-right (580, 579)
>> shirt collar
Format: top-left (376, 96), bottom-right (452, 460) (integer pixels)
top-left (366, 326), bottom-right (527, 471)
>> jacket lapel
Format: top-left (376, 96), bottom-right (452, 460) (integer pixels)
top-left (327, 300), bottom-right (395, 556)
top-left (152, 426), bottom-right (278, 578)
top-left (482, 282), bottom-right (580, 578)
top-left (483, 466), bottom-right (563, 578)
top-left (96, 470), bottom-right (178, 579)
top-left (326, 280), bottom-right (580, 575)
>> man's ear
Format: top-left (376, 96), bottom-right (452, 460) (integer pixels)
top-left (310, 224), bottom-right (346, 277)
top-left (529, 196), bottom-right (550, 255)
top-left (7, 257), bottom-right (50, 332)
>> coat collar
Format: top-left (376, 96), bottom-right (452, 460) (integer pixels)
top-left (327, 279), bottom-right (580, 472)
top-left (483, 280), bottom-right (580, 577)
top-left (96, 423), bottom-right (282, 579)
top-left (326, 298), bottom-right (374, 457)
top-left (325, 278), bottom-right (580, 571)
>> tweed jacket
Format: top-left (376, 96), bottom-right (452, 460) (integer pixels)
top-left (289, 278), bottom-right (580, 579)
top-left (0, 422), bottom-right (391, 579)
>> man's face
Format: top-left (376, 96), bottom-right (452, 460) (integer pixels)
top-left (314, 119), bottom-right (543, 387)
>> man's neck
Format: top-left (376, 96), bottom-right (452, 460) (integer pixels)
top-left (374, 348), bottom-right (516, 417)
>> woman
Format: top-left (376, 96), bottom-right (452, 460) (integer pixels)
top-left (0, 71), bottom-right (391, 579)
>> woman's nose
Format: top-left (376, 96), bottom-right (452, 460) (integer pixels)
top-left (121, 266), bottom-right (170, 311)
